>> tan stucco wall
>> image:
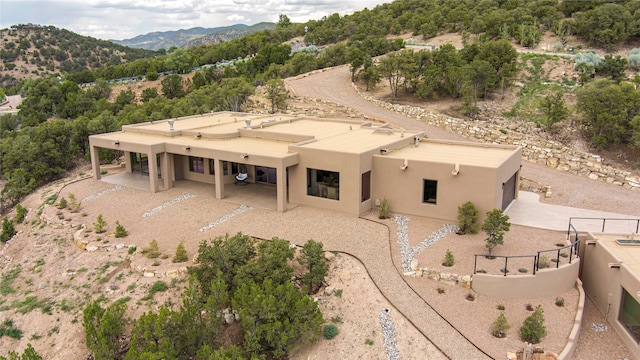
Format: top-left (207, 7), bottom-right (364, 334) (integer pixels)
top-left (472, 260), bottom-right (580, 299)
top-left (288, 147), bottom-right (363, 215)
top-left (580, 234), bottom-right (640, 359)
top-left (372, 156), bottom-right (499, 222)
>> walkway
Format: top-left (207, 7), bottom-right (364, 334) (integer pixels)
top-left (507, 191), bottom-right (639, 233)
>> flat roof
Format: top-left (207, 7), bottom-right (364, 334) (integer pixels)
top-left (92, 112), bottom-right (518, 163)
top-left (598, 233), bottom-right (640, 275)
top-left (96, 130), bottom-right (293, 158)
top-left (298, 127), bottom-right (411, 153)
top-left (387, 140), bottom-right (518, 167)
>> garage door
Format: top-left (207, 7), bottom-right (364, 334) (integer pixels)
top-left (502, 172), bottom-right (517, 210)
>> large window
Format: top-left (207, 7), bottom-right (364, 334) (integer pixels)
top-left (189, 156), bottom-right (204, 173)
top-left (307, 168), bottom-right (339, 200)
top-left (423, 179), bottom-right (437, 204)
top-left (361, 171), bottom-right (371, 202)
top-left (256, 166), bottom-right (277, 185)
top-left (619, 288), bottom-right (640, 343)
top-left (131, 153), bottom-right (149, 175)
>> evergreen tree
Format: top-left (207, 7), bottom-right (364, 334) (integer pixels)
top-left (299, 239), bottom-right (329, 294)
top-left (481, 209), bottom-right (510, 257)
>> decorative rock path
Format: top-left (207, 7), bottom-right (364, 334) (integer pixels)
top-left (380, 308), bottom-right (401, 360)
top-left (393, 215), bottom-right (458, 272)
top-left (81, 185), bottom-right (122, 202)
top-left (199, 205), bottom-right (253, 232)
top-left (141, 193), bottom-right (196, 218)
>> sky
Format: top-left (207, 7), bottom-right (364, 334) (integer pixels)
top-left (0, 0), bottom-right (392, 41)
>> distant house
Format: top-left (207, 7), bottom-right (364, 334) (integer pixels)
top-left (89, 112), bottom-right (522, 221)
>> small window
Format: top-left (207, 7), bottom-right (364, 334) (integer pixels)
top-left (208, 159), bottom-right (215, 175)
top-left (361, 171), bottom-right (371, 202)
top-left (423, 179), bottom-right (437, 204)
top-left (189, 156), bottom-right (204, 173)
top-left (223, 161), bottom-right (229, 175)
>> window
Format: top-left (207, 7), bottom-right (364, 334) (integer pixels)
top-left (231, 162), bottom-right (239, 175)
top-left (189, 156), bottom-right (204, 173)
top-left (307, 168), bottom-right (339, 200)
top-left (423, 179), bottom-right (437, 204)
top-left (208, 159), bottom-right (215, 175)
top-left (223, 161), bottom-right (229, 175)
top-left (361, 171), bottom-right (371, 202)
top-left (256, 166), bottom-right (277, 185)
top-left (130, 153), bottom-right (149, 175)
top-left (619, 288), bottom-right (640, 343)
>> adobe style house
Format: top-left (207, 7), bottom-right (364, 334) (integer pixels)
top-left (576, 219), bottom-right (640, 359)
top-left (89, 112), bottom-right (522, 221)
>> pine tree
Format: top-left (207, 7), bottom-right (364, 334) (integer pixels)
top-left (298, 239), bottom-right (329, 295)
top-left (172, 241), bottom-right (188, 263)
top-left (520, 305), bottom-right (547, 344)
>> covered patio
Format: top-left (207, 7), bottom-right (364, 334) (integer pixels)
top-left (100, 172), bottom-right (292, 211)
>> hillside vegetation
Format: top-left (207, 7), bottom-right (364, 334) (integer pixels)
top-left (0, 24), bottom-right (157, 90)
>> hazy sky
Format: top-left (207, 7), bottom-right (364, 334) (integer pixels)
top-left (0, 0), bottom-right (391, 40)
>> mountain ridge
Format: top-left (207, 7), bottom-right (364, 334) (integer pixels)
top-left (112, 23), bottom-right (275, 50)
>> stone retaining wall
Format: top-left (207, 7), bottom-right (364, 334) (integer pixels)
top-left (352, 84), bottom-right (640, 190)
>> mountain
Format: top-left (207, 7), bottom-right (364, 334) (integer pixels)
top-left (0, 24), bottom-right (157, 89)
top-left (184, 22), bottom-right (276, 48)
top-left (112, 23), bottom-right (276, 51)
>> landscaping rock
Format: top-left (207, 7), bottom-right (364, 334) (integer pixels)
top-left (324, 251), bottom-right (336, 261)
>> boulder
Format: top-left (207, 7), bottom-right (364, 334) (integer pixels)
top-left (324, 252), bottom-right (336, 261)
top-left (86, 245), bottom-right (98, 253)
top-left (410, 258), bottom-right (419, 271)
top-left (324, 286), bottom-right (335, 296)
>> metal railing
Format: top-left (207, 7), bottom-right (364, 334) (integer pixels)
top-left (566, 217), bottom-right (640, 240)
top-left (473, 238), bottom-right (581, 276)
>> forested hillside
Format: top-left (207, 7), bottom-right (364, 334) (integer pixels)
top-left (0, 24), bottom-right (157, 91)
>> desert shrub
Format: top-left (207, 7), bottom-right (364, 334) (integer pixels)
top-left (538, 255), bottom-right (550, 269)
top-left (378, 197), bottom-right (390, 219)
top-left (128, 246), bottom-right (137, 255)
top-left (443, 249), bottom-right (455, 267)
top-left (1, 218), bottom-right (17, 243)
top-left (525, 303), bottom-right (534, 311)
top-left (15, 204), bottom-right (27, 223)
top-left (437, 286), bottom-right (445, 294)
top-left (555, 296), bottom-right (565, 307)
top-left (57, 197), bottom-right (68, 209)
top-left (457, 201), bottom-right (479, 234)
top-left (465, 292), bottom-right (476, 301)
top-left (172, 241), bottom-right (188, 263)
top-left (492, 312), bottom-right (510, 338)
top-left (323, 324), bottom-right (339, 339)
top-left (144, 239), bottom-right (161, 258)
top-left (553, 41), bottom-right (563, 52)
top-left (93, 214), bottom-right (107, 234)
top-left (0, 318), bottom-right (23, 339)
top-left (114, 221), bottom-right (128, 238)
top-left (574, 52), bottom-right (603, 69)
top-left (518, 268), bottom-right (528, 273)
top-left (629, 49), bottom-right (640, 70)
top-left (68, 193), bottom-right (81, 213)
top-left (365, 338), bottom-right (374, 345)
top-left (520, 305), bottom-right (547, 344)
top-left (330, 316), bottom-right (343, 323)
